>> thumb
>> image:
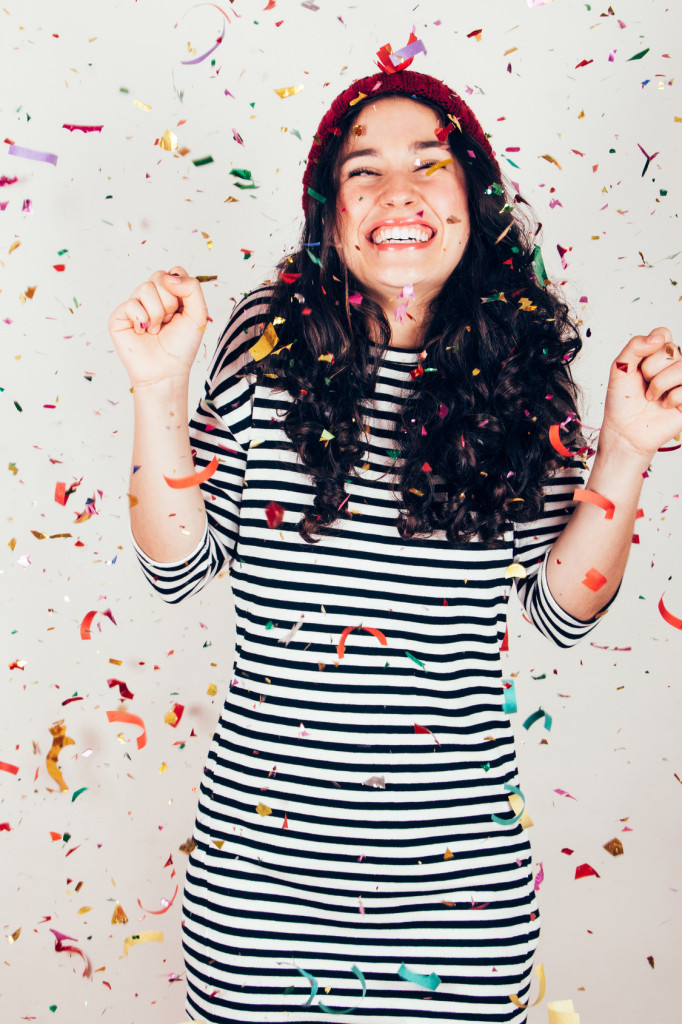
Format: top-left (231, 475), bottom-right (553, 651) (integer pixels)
top-left (610, 328), bottom-right (673, 377)
top-left (163, 269), bottom-right (208, 325)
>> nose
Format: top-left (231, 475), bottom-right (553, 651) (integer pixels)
top-left (379, 170), bottom-right (419, 208)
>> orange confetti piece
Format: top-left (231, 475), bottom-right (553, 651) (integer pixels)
top-left (0, 760), bottom-right (19, 775)
top-left (658, 594), bottom-right (682, 630)
top-left (548, 423), bottom-right (574, 458)
top-left (106, 709), bottom-right (147, 750)
top-left (163, 455), bottom-right (219, 489)
top-left (336, 625), bottom-right (388, 660)
top-left (582, 568), bottom-right (607, 591)
top-left (572, 487), bottom-right (615, 519)
top-left (80, 607), bottom-right (117, 640)
top-left (46, 720), bottom-right (74, 791)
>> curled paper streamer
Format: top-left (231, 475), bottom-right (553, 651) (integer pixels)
top-left (180, 2), bottom-right (238, 66)
top-left (336, 625), bottom-right (388, 660)
top-left (137, 885), bottom-right (179, 915)
top-left (509, 790), bottom-right (533, 829)
top-left (318, 964), bottom-right (367, 1014)
top-left (548, 423), bottom-right (574, 458)
top-left (80, 607), bottom-right (117, 639)
top-left (572, 487), bottom-right (615, 519)
top-left (296, 966), bottom-right (319, 1006)
top-left (163, 455), bottom-right (219, 489)
top-left (106, 709), bottom-right (147, 750)
top-left (397, 961), bottom-right (441, 990)
top-left (522, 708), bottom-right (552, 732)
top-left (50, 928), bottom-right (91, 977)
top-left (501, 678), bottom-right (517, 713)
top-left (46, 720), bottom-right (74, 792)
top-left (123, 930), bottom-right (164, 955)
top-left (510, 962), bottom-right (546, 1009)
top-left (9, 144), bottom-right (58, 166)
top-left (658, 594), bottom-right (682, 630)
top-left (548, 999), bottom-right (580, 1023)
top-left (491, 783), bottom-right (526, 826)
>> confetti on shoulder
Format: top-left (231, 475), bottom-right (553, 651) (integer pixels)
top-left (164, 455), bottom-right (219, 488)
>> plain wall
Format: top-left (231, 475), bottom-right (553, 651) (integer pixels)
top-left (2, 0), bottom-right (681, 1021)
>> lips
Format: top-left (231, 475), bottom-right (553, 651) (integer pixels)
top-left (366, 218), bottom-right (436, 247)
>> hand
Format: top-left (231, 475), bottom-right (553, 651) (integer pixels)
top-left (599, 327), bottom-right (682, 460)
top-left (107, 266), bottom-right (209, 390)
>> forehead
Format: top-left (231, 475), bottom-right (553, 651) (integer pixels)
top-left (340, 96), bottom-right (445, 153)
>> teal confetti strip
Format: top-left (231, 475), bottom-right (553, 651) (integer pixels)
top-left (306, 186), bottom-right (327, 204)
top-left (627, 48), bottom-right (650, 61)
top-left (491, 782), bottom-right (525, 826)
top-left (532, 244), bottom-right (549, 288)
top-left (398, 962), bottom-right (441, 990)
top-left (14, 400), bottom-right (22, 412)
top-left (319, 964), bottom-right (366, 1014)
top-left (192, 155), bottom-right (214, 166)
top-left (406, 651), bottom-right (425, 670)
top-left (71, 787), bottom-right (87, 802)
top-left (296, 966), bottom-right (319, 1006)
top-left (501, 678), bottom-right (517, 714)
top-left (522, 708), bottom-right (552, 732)
top-left (306, 248), bottom-right (322, 266)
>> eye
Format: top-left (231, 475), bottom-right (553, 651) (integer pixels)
top-left (347, 167), bottom-right (378, 179)
top-left (416, 160), bottom-right (437, 171)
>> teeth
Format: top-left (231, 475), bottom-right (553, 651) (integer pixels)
top-left (371, 225), bottom-right (432, 245)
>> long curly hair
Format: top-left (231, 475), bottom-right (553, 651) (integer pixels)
top-left (249, 92), bottom-right (585, 547)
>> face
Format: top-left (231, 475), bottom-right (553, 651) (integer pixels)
top-left (334, 96), bottom-right (471, 313)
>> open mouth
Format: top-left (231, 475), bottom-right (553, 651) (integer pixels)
top-left (369, 225), bottom-right (435, 246)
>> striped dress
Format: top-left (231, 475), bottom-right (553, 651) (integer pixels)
top-left (132, 286), bottom-right (606, 1023)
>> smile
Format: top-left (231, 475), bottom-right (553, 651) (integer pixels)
top-left (370, 225), bottom-right (435, 245)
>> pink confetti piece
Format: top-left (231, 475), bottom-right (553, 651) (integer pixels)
top-left (9, 144), bottom-right (58, 166)
top-left (62, 124), bottom-right (103, 133)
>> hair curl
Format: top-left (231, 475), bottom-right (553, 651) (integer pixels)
top-left (249, 93), bottom-right (586, 547)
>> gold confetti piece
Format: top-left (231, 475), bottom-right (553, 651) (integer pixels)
top-left (178, 837), bottom-right (197, 855)
top-left (77, 906), bottom-right (92, 915)
top-left (164, 709), bottom-right (178, 726)
top-left (123, 930), bottom-right (163, 956)
top-left (510, 962), bottom-right (546, 1009)
top-left (504, 563), bottom-right (527, 579)
top-left (111, 903), bottom-right (128, 925)
top-left (158, 129), bottom-right (178, 152)
top-left (540, 154), bottom-right (562, 170)
top-left (127, 493), bottom-right (138, 508)
top-left (207, 683), bottom-right (217, 696)
top-left (249, 322), bottom-right (279, 361)
top-left (444, 848), bottom-right (453, 860)
top-left (159, 762), bottom-right (168, 772)
top-left (548, 1000), bottom-right (580, 1024)
top-left (274, 84), bottom-right (304, 99)
top-left (256, 802), bottom-right (272, 816)
top-left (425, 158), bottom-right (453, 176)
top-left (212, 839), bottom-right (225, 849)
top-left (603, 837), bottom-right (624, 856)
top-left (46, 720), bottom-right (74, 792)
top-left (8, 928), bottom-right (21, 944)
top-left (133, 99), bottom-right (152, 111)
top-left (509, 791), bottom-right (533, 829)
top-left (349, 91), bottom-right (368, 107)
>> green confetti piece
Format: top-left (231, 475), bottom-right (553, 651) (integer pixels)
top-left (306, 186), bottom-right (327, 204)
top-left (501, 678), bottom-right (517, 714)
top-left (485, 182), bottom-right (504, 195)
top-left (386, 449), bottom-right (401, 460)
top-left (306, 248), bottom-right (322, 266)
top-left (398, 962), bottom-right (441, 990)
top-left (296, 966), bottom-right (318, 1006)
top-left (320, 428), bottom-right (335, 441)
top-left (405, 651), bottom-right (425, 669)
top-left (319, 965), bottom-right (366, 1014)
top-left (532, 244), bottom-right (549, 288)
top-left (289, 128), bottom-right (302, 140)
top-left (522, 707), bottom-right (552, 732)
top-left (49, 1007), bottom-right (57, 1014)
top-left (233, 181), bottom-right (259, 190)
top-left (192, 155), bottom-right (214, 166)
top-left (14, 400), bottom-right (22, 412)
top-left (627, 47), bottom-right (650, 61)
top-left (265, 620), bottom-right (274, 629)
top-left (71, 787), bottom-right (87, 802)
top-left (482, 762), bottom-right (491, 772)
top-left (230, 168), bottom-right (253, 180)
top-left (491, 782), bottom-right (525, 826)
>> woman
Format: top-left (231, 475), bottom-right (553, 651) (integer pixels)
top-left (109, 69), bottom-right (681, 1023)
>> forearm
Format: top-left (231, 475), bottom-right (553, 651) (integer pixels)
top-left (545, 430), bottom-right (650, 621)
top-left (129, 378), bottom-right (208, 562)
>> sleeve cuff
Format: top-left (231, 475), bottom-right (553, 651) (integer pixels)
top-left (128, 519), bottom-right (210, 569)
top-left (527, 550), bottom-right (616, 647)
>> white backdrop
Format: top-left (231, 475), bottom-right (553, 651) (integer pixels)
top-left (2, 1), bottom-right (681, 1021)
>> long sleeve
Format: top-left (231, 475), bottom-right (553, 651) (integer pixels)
top-left (130, 286), bottom-right (273, 603)
top-left (512, 459), bottom-right (619, 647)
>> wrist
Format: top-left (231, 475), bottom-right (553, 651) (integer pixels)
top-left (595, 425), bottom-right (653, 473)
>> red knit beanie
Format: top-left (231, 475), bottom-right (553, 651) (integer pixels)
top-left (301, 69), bottom-right (501, 214)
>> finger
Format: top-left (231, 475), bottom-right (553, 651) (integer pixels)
top-left (645, 362), bottom-right (682, 402)
top-left (640, 346), bottom-right (682, 385)
top-left (157, 270), bottom-right (208, 330)
top-left (130, 281), bottom-right (168, 334)
top-left (109, 298), bottom-right (156, 336)
top-left (610, 327), bottom-right (674, 378)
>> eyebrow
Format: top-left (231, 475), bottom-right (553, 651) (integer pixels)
top-left (339, 140), bottom-right (450, 169)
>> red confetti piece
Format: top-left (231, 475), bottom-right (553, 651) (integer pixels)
top-left (163, 455), bottom-right (219, 489)
top-left (336, 625), bottom-right (388, 660)
top-left (414, 723), bottom-right (441, 746)
top-left (279, 271), bottom-right (301, 284)
top-left (500, 625), bottom-right (509, 652)
top-left (166, 702), bottom-right (184, 727)
top-left (282, 813), bottom-right (288, 829)
top-left (61, 696), bottom-right (84, 706)
top-left (435, 123), bottom-right (454, 143)
top-left (561, 847), bottom-right (574, 855)
top-left (375, 31), bottom-right (419, 74)
top-left (265, 501), bottom-right (285, 528)
top-left (50, 928), bottom-right (91, 977)
top-left (80, 608), bottom-right (117, 640)
top-left (572, 487), bottom-right (615, 519)
top-left (615, 361), bottom-right (629, 373)
top-left (657, 443), bottom-right (682, 453)
top-left (0, 761), bottom-right (19, 775)
top-left (106, 709), bottom-right (147, 750)
top-left (658, 594), bottom-right (682, 630)
top-left (62, 123), bottom-right (103, 133)
top-left (54, 481), bottom-right (67, 506)
top-left (108, 678), bottom-right (135, 700)
top-left (574, 862), bottom-right (600, 879)
top-left (582, 568), bottom-right (607, 591)
top-left (0, 822), bottom-right (10, 831)
top-left (137, 884), bottom-right (179, 915)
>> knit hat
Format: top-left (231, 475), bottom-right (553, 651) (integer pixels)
top-left (301, 69), bottom-right (501, 214)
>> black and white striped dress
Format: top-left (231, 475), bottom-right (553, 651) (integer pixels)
top-left (132, 286), bottom-right (605, 1023)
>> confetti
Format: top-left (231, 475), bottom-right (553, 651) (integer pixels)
top-left (123, 930), bottom-right (164, 955)
top-left (522, 708), bottom-right (552, 732)
top-left (0, 761), bottom-right (19, 775)
top-left (501, 679), bottom-right (517, 714)
top-left (425, 158), bottom-right (453, 176)
top-left (414, 723), bottom-right (440, 746)
top-left (250, 323), bottom-right (280, 361)
top-left (46, 720), bottom-right (74, 791)
top-left (318, 964), bottom-right (367, 1013)
top-left (50, 928), bottom-right (91, 977)
top-left (504, 562), bottom-right (526, 579)
top-left (265, 502), bottom-right (285, 528)
top-left (397, 962), bottom-right (441, 990)
top-left (8, 144), bottom-right (58, 166)
top-left (658, 594), bottom-right (682, 630)
top-left (574, 863), bottom-right (600, 879)
top-left (107, 678), bottom-right (135, 700)
top-left (510, 963), bottom-right (546, 1009)
top-left (163, 455), bottom-right (219, 489)
top-left (274, 85), bottom-right (304, 99)
top-left (137, 884), bottom-right (179, 914)
top-left (491, 782), bottom-right (526, 826)
top-left (582, 568), bottom-right (607, 591)
top-left (80, 607), bottom-right (117, 640)
top-left (256, 802), bottom-right (272, 816)
top-left (548, 423), bottom-right (575, 458)
top-left (572, 487), bottom-right (615, 519)
top-left (336, 625), bottom-right (387, 660)
top-left (106, 709), bottom-right (147, 750)
top-left (548, 1000), bottom-right (581, 1024)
